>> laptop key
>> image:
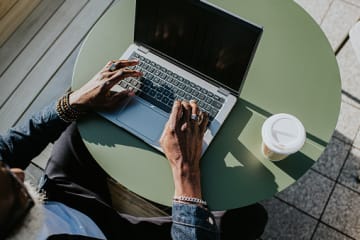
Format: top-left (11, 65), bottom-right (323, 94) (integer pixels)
top-left (191, 89), bottom-right (199, 96)
top-left (156, 93), bottom-right (162, 100)
top-left (142, 86), bottom-right (150, 93)
top-left (178, 83), bottom-right (186, 90)
top-left (163, 90), bottom-right (170, 97)
top-left (209, 108), bottom-right (218, 119)
top-left (185, 94), bottom-right (192, 100)
top-left (205, 97), bottom-right (213, 105)
top-left (120, 81), bottom-right (128, 88)
top-left (214, 95), bottom-right (225, 103)
top-left (162, 97), bottom-right (169, 105)
top-left (160, 72), bottom-right (167, 79)
top-left (198, 101), bottom-right (205, 108)
top-left (198, 93), bottom-right (205, 100)
top-left (131, 79), bottom-right (139, 87)
top-left (143, 79), bottom-right (152, 86)
top-left (185, 86), bottom-right (192, 92)
top-left (149, 89), bottom-right (156, 97)
top-left (212, 101), bottom-right (222, 110)
top-left (148, 67), bottom-right (155, 73)
top-left (157, 87), bottom-right (164, 93)
top-left (178, 91), bottom-right (185, 97)
top-left (201, 88), bottom-right (208, 95)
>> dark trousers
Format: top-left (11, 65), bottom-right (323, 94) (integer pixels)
top-left (41, 123), bottom-right (267, 239)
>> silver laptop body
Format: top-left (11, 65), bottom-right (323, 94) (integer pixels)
top-left (98, 0), bottom-right (263, 155)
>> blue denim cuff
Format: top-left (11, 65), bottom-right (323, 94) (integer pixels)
top-left (172, 202), bottom-right (219, 235)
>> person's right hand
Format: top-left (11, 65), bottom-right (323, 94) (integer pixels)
top-left (69, 59), bottom-right (142, 112)
top-left (159, 100), bottom-right (208, 198)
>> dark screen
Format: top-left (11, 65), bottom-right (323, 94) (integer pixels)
top-left (134, 0), bottom-right (262, 93)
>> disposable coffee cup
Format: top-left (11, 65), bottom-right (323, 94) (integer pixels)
top-left (261, 113), bottom-right (306, 161)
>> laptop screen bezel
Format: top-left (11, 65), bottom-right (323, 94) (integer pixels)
top-left (133, 0), bottom-right (263, 96)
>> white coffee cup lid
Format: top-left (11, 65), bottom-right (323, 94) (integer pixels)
top-left (261, 113), bottom-right (306, 155)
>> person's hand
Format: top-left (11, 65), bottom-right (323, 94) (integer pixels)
top-left (69, 59), bottom-right (142, 111)
top-left (160, 100), bottom-right (208, 198)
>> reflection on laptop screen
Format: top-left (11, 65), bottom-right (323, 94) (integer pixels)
top-left (135, 0), bottom-right (263, 94)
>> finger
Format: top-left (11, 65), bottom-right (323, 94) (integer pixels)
top-left (160, 101), bottom-right (182, 143)
top-left (104, 69), bottom-right (142, 90)
top-left (105, 60), bottom-right (114, 68)
top-left (119, 69), bottom-right (143, 79)
top-left (117, 59), bottom-right (140, 68)
top-left (108, 59), bottom-right (140, 72)
top-left (189, 99), bottom-right (199, 121)
top-left (102, 60), bottom-right (116, 72)
top-left (109, 69), bottom-right (142, 81)
top-left (199, 111), bottom-right (209, 134)
top-left (168, 100), bottom-right (182, 130)
top-left (181, 101), bottom-right (191, 123)
top-left (101, 71), bottom-right (114, 78)
top-left (112, 89), bottom-right (134, 100)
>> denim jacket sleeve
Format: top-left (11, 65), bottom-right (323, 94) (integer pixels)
top-left (171, 202), bottom-right (220, 240)
top-left (0, 101), bottom-right (71, 169)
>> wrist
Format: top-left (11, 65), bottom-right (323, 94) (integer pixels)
top-left (172, 169), bottom-right (202, 199)
top-left (173, 196), bottom-right (208, 208)
top-left (69, 91), bottom-right (87, 112)
top-left (56, 91), bottom-right (86, 123)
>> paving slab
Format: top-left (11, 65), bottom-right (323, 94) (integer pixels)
top-left (321, 0), bottom-right (360, 51)
top-left (294, 0), bottom-right (333, 24)
top-left (337, 40), bottom-right (360, 107)
top-left (349, 21), bottom-right (360, 63)
top-left (312, 135), bottom-right (351, 180)
top-left (353, 128), bottom-right (360, 149)
top-left (322, 183), bottom-right (360, 239)
top-left (275, 169), bottom-right (335, 218)
top-left (343, 0), bottom-right (360, 7)
top-left (334, 101), bottom-right (360, 143)
top-left (260, 198), bottom-right (317, 240)
top-left (312, 223), bottom-right (355, 240)
top-left (339, 147), bottom-right (360, 192)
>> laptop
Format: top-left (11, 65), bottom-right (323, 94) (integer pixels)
top-left (99, 0), bottom-right (263, 155)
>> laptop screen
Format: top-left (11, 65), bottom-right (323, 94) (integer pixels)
top-left (134, 0), bottom-right (263, 94)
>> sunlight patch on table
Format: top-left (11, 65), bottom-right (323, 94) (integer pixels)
top-left (224, 152), bottom-right (244, 168)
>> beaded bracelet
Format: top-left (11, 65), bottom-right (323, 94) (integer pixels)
top-left (173, 196), bottom-right (208, 207)
top-left (56, 91), bottom-right (85, 122)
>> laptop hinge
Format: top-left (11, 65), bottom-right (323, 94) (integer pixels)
top-left (138, 46), bottom-right (150, 54)
top-left (217, 87), bottom-right (230, 97)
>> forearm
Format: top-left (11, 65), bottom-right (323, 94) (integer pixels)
top-left (0, 101), bottom-right (71, 169)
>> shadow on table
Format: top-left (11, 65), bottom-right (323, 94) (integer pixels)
top-left (201, 99), bottom-right (317, 210)
top-left (200, 100), bottom-right (278, 210)
top-left (78, 99), bottom-right (320, 210)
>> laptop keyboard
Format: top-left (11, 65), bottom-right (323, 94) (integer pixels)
top-left (119, 52), bottom-right (225, 122)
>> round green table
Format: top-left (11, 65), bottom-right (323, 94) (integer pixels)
top-left (72, 0), bottom-right (341, 210)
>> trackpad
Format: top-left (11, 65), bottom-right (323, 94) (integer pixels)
top-left (116, 98), bottom-right (169, 142)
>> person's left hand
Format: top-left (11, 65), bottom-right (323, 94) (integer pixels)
top-left (69, 59), bottom-right (142, 111)
top-left (159, 100), bottom-right (208, 198)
